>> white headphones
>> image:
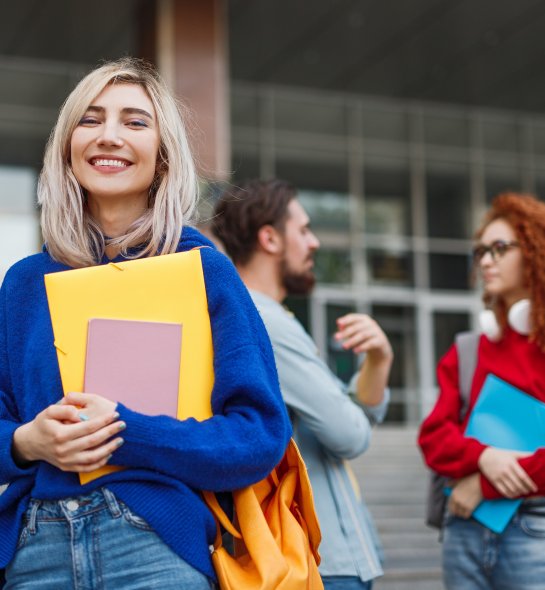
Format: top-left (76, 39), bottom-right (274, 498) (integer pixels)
top-left (479, 298), bottom-right (532, 342)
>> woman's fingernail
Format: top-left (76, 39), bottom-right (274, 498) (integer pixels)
top-left (118, 422), bottom-right (126, 431)
top-left (55, 399), bottom-right (64, 405)
top-left (116, 438), bottom-right (125, 448)
top-left (79, 413), bottom-right (90, 421)
top-left (112, 412), bottom-right (120, 420)
top-left (106, 454), bottom-right (112, 462)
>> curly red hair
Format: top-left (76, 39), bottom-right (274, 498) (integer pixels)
top-left (475, 192), bottom-right (545, 352)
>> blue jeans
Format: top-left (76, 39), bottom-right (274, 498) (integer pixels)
top-left (323, 576), bottom-right (372, 590)
top-left (5, 488), bottom-right (215, 590)
top-left (443, 507), bottom-right (545, 590)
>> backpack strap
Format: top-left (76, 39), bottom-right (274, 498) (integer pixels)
top-left (425, 331), bottom-right (480, 531)
top-left (454, 331), bottom-right (480, 419)
top-left (202, 490), bottom-right (242, 540)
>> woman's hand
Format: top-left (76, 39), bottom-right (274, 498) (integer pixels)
top-left (478, 447), bottom-right (537, 498)
top-left (12, 398), bottom-right (124, 473)
top-left (448, 473), bottom-right (483, 519)
top-left (335, 313), bottom-right (393, 363)
top-left (61, 391), bottom-right (117, 421)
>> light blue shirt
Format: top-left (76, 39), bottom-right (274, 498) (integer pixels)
top-left (250, 290), bottom-right (388, 582)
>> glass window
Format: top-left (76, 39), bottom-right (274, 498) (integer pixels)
top-left (426, 167), bottom-right (471, 239)
top-left (367, 249), bottom-right (413, 287)
top-left (429, 253), bottom-right (472, 291)
top-left (276, 160), bottom-right (348, 193)
top-left (532, 122), bottom-right (545, 156)
top-left (314, 248), bottom-right (351, 285)
top-left (230, 87), bottom-right (259, 128)
top-left (196, 180), bottom-right (228, 226)
top-left (364, 164), bottom-right (411, 236)
top-left (481, 118), bottom-right (519, 152)
top-left (0, 67), bottom-right (71, 110)
top-left (274, 95), bottom-right (346, 136)
top-left (0, 133), bottom-right (48, 169)
top-left (535, 174), bottom-right (545, 202)
top-left (371, 304), bottom-right (417, 423)
top-left (231, 153), bottom-right (260, 183)
top-left (423, 112), bottom-right (469, 148)
top-left (276, 160), bottom-right (350, 234)
top-left (361, 104), bottom-right (408, 143)
top-left (298, 190), bottom-right (350, 230)
top-left (433, 311), bottom-right (471, 368)
top-left (231, 124), bottom-right (260, 147)
top-left (284, 296), bottom-right (310, 333)
top-left (326, 302), bottom-right (357, 382)
top-left (485, 166), bottom-right (522, 204)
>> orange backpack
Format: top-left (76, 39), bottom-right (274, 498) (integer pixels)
top-left (203, 438), bottom-right (324, 589)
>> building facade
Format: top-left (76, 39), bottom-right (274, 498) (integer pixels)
top-left (2, 1), bottom-right (545, 424)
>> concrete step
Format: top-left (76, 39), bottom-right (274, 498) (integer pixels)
top-left (379, 567), bottom-right (442, 581)
top-left (350, 425), bottom-right (443, 588)
top-left (375, 577), bottom-right (444, 590)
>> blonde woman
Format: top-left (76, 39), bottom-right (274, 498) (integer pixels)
top-left (0, 58), bottom-right (291, 589)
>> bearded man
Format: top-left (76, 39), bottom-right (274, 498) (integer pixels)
top-left (212, 179), bottom-right (393, 590)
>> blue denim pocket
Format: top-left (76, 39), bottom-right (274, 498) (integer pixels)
top-left (520, 513), bottom-right (545, 538)
top-left (119, 502), bottom-right (154, 531)
top-left (15, 526), bottom-right (29, 550)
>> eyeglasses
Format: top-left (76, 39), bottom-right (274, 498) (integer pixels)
top-left (472, 240), bottom-right (519, 263)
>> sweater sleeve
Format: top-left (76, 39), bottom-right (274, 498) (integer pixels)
top-left (0, 281), bottom-right (37, 484)
top-left (480, 449), bottom-right (545, 499)
top-left (111, 250), bottom-right (292, 491)
top-left (418, 344), bottom-right (487, 479)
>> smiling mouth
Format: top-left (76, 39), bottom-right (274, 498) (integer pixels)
top-left (90, 158), bottom-right (130, 168)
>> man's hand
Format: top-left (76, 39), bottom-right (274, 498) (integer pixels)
top-left (448, 473), bottom-right (482, 519)
top-left (335, 313), bottom-right (393, 363)
top-left (336, 313), bottom-right (393, 407)
top-left (478, 447), bottom-right (537, 498)
top-left (12, 398), bottom-right (124, 473)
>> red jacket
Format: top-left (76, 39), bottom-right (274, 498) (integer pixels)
top-left (418, 327), bottom-right (545, 499)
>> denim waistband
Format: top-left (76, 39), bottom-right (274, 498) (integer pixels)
top-left (24, 488), bottom-right (122, 533)
top-left (520, 497), bottom-right (545, 514)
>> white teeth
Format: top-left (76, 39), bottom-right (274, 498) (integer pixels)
top-left (93, 159), bottom-right (128, 168)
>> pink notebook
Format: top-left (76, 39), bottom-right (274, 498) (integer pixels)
top-left (84, 318), bottom-right (182, 417)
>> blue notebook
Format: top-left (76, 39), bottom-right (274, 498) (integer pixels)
top-left (465, 374), bottom-right (545, 533)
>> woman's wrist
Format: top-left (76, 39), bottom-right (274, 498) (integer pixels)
top-left (12, 422), bottom-right (36, 466)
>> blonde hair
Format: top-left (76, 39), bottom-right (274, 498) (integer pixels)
top-left (38, 57), bottom-right (198, 267)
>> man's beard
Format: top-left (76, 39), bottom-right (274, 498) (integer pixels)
top-left (280, 257), bottom-right (316, 296)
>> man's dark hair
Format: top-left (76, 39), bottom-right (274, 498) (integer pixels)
top-left (212, 178), bottom-right (297, 265)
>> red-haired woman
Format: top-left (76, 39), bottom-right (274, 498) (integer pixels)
top-left (419, 193), bottom-right (545, 590)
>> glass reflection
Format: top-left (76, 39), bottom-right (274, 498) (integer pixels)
top-left (298, 190), bottom-right (350, 230)
top-left (367, 250), bottom-right (413, 286)
top-left (429, 253), bottom-right (472, 291)
top-left (314, 249), bottom-right (351, 285)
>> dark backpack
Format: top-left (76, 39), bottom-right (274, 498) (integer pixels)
top-left (425, 331), bottom-right (480, 529)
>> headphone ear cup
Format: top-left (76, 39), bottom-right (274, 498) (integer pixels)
top-left (508, 299), bottom-right (531, 335)
top-left (479, 309), bottom-right (502, 342)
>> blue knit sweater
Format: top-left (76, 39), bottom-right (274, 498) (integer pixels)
top-left (0, 227), bottom-right (291, 580)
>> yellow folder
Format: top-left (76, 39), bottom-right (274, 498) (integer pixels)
top-left (44, 249), bottom-right (215, 484)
